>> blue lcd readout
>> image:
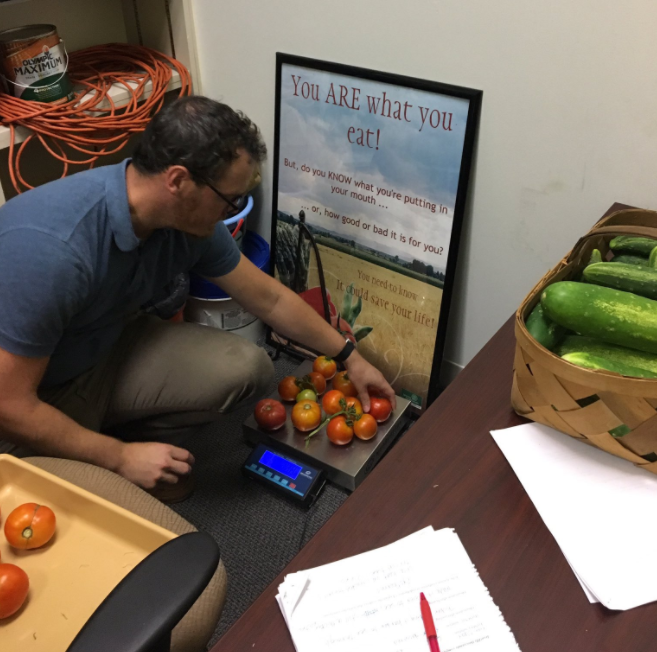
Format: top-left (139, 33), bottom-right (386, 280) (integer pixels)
top-left (259, 450), bottom-right (302, 480)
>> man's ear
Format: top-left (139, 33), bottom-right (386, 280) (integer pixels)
top-left (163, 165), bottom-right (194, 195)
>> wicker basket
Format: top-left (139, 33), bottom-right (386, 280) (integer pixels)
top-left (512, 208), bottom-right (657, 474)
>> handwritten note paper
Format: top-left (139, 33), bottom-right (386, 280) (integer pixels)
top-left (277, 528), bottom-right (520, 652)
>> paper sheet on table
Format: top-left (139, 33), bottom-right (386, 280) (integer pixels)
top-left (491, 423), bottom-right (657, 610)
top-left (277, 527), bottom-right (520, 652)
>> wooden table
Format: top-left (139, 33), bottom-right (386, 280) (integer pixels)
top-left (213, 206), bottom-right (655, 651)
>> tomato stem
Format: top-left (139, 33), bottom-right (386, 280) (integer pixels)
top-left (304, 410), bottom-right (346, 444)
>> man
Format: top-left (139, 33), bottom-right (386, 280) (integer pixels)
top-left (0, 96), bottom-right (395, 497)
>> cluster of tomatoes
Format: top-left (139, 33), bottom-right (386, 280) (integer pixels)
top-left (0, 502), bottom-right (57, 620)
top-left (254, 355), bottom-right (393, 446)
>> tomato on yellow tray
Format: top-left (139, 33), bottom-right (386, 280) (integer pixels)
top-left (0, 563), bottom-right (29, 619)
top-left (291, 400), bottom-right (322, 432)
top-left (5, 503), bottom-right (57, 550)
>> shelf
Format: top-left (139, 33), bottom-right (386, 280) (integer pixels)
top-left (0, 69), bottom-right (182, 151)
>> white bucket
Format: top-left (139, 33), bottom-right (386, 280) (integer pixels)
top-left (184, 231), bottom-right (269, 342)
top-left (184, 296), bottom-right (265, 343)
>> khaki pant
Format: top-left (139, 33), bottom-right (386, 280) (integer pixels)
top-left (1, 316), bottom-right (274, 454)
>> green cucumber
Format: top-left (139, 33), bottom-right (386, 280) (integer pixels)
top-left (582, 262), bottom-right (657, 300)
top-left (589, 249), bottom-right (602, 264)
top-left (525, 304), bottom-right (566, 350)
top-left (556, 335), bottom-right (657, 374)
top-left (650, 247), bottom-right (657, 268)
top-left (611, 254), bottom-right (649, 266)
top-left (609, 236), bottom-right (657, 256)
top-left (541, 281), bottom-right (657, 354)
top-left (561, 352), bottom-right (657, 379)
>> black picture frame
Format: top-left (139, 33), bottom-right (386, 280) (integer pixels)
top-left (268, 53), bottom-right (482, 412)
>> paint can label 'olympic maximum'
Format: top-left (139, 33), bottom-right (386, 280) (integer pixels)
top-left (0, 24), bottom-right (74, 102)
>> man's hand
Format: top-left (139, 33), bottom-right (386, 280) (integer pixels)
top-left (343, 351), bottom-right (396, 413)
top-left (116, 442), bottom-right (195, 489)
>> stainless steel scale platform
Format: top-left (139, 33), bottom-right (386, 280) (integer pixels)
top-left (242, 361), bottom-right (411, 491)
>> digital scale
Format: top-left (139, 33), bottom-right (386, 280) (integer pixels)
top-left (242, 361), bottom-right (411, 505)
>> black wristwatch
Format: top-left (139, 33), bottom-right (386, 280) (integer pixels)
top-left (333, 339), bottom-right (355, 363)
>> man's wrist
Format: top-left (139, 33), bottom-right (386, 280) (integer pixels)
top-left (333, 339), bottom-right (356, 363)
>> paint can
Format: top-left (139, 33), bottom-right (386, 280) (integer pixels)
top-left (0, 24), bottom-right (74, 102)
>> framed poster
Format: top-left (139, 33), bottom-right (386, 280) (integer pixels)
top-left (269, 53), bottom-right (482, 412)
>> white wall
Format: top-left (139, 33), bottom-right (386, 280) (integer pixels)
top-left (0, 0), bottom-right (128, 50)
top-left (192, 0), bottom-right (657, 376)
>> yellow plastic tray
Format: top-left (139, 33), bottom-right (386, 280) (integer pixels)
top-left (0, 454), bottom-right (176, 650)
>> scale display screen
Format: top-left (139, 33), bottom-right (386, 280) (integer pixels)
top-left (243, 443), bottom-right (325, 507)
top-left (259, 450), bottom-right (301, 480)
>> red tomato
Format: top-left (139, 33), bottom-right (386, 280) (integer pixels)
top-left (313, 356), bottom-right (337, 380)
top-left (278, 376), bottom-right (300, 402)
top-left (254, 399), bottom-right (286, 431)
top-left (345, 396), bottom-right (363, 418)
top-left (322, 389), bottom-right (345, 416)
top-left (327, 416), bottom-right (354, 445)
top-left (369, 397), bottom-right (393, 423)
top-left (0, 563), bottom-right (29, 619)
top-left (332, 371), bottom-right (358, 397)
top-left (5, 503), bottom-right (56, 550)
top-left (291, 400), bottom-right (322, 432)
top-left (354, 413), bottom-right (378, 440)
top-left (307, 372), bottom-right (327, 396)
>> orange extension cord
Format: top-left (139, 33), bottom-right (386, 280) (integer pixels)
top-left (0, 42), bottom-right (192, 194)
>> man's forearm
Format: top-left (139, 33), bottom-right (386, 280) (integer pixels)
top-left (0, 397), bottom-right (124, 470)
top-left (265, 285), bottom-right (347, 356)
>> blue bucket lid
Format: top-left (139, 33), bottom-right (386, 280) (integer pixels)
top-left (189, 230), bottom-right (270, 299)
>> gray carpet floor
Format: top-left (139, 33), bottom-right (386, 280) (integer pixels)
top-left (169, 344), bottom-right (350, 648)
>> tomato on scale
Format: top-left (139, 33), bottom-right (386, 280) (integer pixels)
top-left (313, 356), bottom-right (337, 380)
top-left (369, 397), bottom-right (393, 423)
top-left (354, 413), bottom-right (378, 440)
top-left (322, 390), bottom-right (345, 416)
top-left (254, 399), bottom-right (287, 431)
top-left (332, 371), bottom-right (357, 397)
top-left (327, 416), bottom-right (354, 445)
top-left (292, 400), bottom-right (322, 432)
top-left (278, 376), bottom-right (301, 402)
top-left (306, 371), bottom-right (327, 396)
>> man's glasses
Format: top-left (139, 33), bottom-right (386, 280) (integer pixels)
top-left (202, 178), bottom-right (243, 215)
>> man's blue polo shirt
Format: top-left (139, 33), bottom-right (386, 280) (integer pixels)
top-left (0, 159), bottom-right (241, 387)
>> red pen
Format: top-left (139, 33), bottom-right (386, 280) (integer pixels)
top-left (420, 592), bottom-right (441, 652)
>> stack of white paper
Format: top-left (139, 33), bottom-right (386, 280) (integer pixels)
top-left (277, 527), bottom-right (521, 652)
top-left (491, 423), bottom-right (657, 610)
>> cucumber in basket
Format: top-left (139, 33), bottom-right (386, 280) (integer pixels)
top-left (582, 262), bottom-right (657, 300)
top-left (561, 352), bottom-right (657, 379)
top-left (611, 253), bottom-right (649, 266)
top-left (541, 281), bottom-right (657, 354)
top-left (589, 249), bottom-right (603, 264)
top-left (556, 334), bottom-right (657, 374)
top-left (609, 236), bottom-right (657, 256)
top-left (525, 303), bottom-right (566, 350)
